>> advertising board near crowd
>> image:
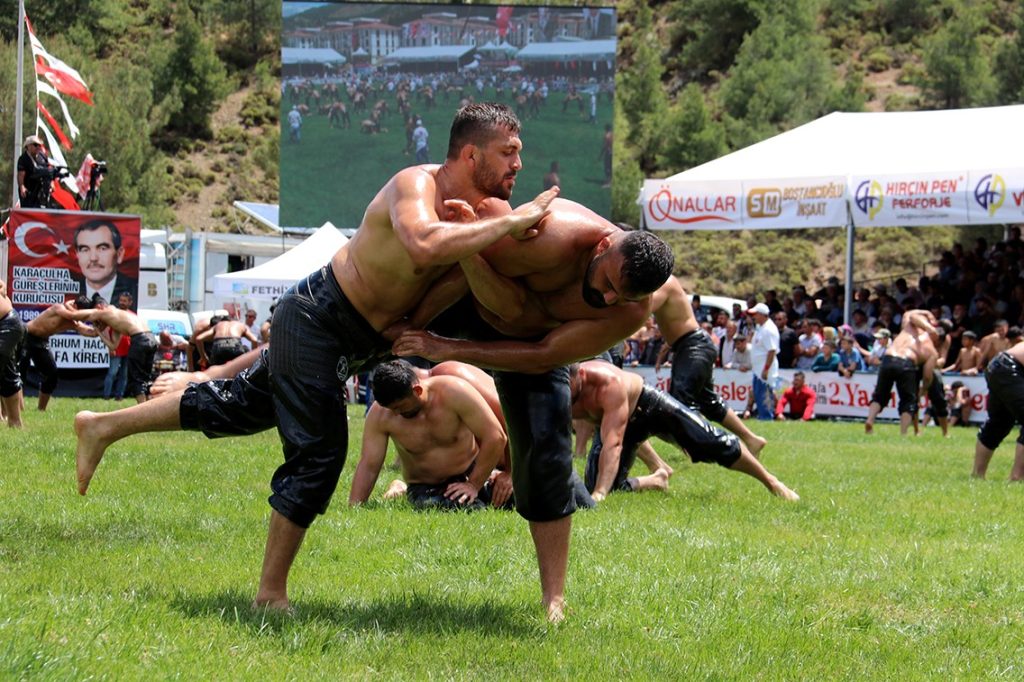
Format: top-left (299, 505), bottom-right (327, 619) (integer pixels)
top-left (642, 176), bottom-right (847, 230)
top-left (626, 366), bottom-right (989, 424)
top-left (850, 168), bottom-right (1024, 227)
top-left (6, 208), bottom-right (141, 369)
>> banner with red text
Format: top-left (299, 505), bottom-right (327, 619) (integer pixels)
top-left (626, 366), bottom-right (989, 424)
top-left (642, 177), bottom-right (847, 230)
top-left (850, 169), bottom-right (1024, 227)
top-left (7, 208), bottom-right (141, 368)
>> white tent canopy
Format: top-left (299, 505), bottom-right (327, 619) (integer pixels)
top-left (642, 104), bottom-right (1024, 231)
top-left (515, 40), bottom-right (616, 62)
top-left (639, 104), bottom-right (1024, 320)
top-left (382, 45), bottom-right (475, 63)
top-left (213, 223), bottom-right (347, 300)
top-left (282, 47), bottom-right (346, 65)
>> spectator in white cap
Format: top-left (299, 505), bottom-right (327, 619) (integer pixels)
top-left (746, 302), bottom-right (779, 420)
top-left (17, 134), bottom-right (49, 208)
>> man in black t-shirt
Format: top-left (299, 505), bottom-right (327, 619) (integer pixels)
top-left (774, 311), bottom-right (799, 369)
top-left (16, 135), bottom-right (49, 208)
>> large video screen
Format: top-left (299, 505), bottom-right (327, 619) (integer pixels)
top-left (281, 2), bottom-right (616, 229)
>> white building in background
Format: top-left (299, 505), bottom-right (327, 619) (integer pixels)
top-left (284, 19), bottom-right (400, 64)
top-left (401, 12), bottom-right (498, 48)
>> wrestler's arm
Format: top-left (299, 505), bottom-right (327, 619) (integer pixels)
top-left (394, 308), bottom-right (647, 374)
top-left (944, 350), bottom-right (962, 373)
top-left (389, 169), bottom-right (557, 268)
top-left (349, 405), bottom-right (390, 505)
top-left (903, 310), bottom-right (937, 336)
top-left (443, 382), bottom-right (508, 503)
top-left (655, 342), bottom-right (671, 371)
top-left (150, 348), bottom-right (263, 396)
top-left (459, 253), bottom-right (529, 322)
top-left (921, 355), bottom-right (937, 392)
top-left (192, 327), bottom-right (216, 343)
top-left (95, 329), bottom-right (121, 351)
top-left (389, 266), bottom-right (470, 338)
top-left (242, 328), bottom-right (260, 345)
top-left (592, 382), bottom-right (631, 501)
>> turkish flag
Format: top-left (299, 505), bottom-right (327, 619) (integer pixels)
top-left (35, 58), bottom-right (94, 105)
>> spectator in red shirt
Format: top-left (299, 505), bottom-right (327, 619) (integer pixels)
top-left (775, 371), bottom-right (816, 421)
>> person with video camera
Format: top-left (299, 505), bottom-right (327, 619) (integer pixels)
top-left (17, 135), bottom-right (49, 209)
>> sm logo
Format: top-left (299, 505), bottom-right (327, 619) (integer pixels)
top-left (854, 180), bottom-right (883, 220)
top-left (747, 188), bottom-right (781, 218)
top-left (974, 174), bottom-right (1005, 216)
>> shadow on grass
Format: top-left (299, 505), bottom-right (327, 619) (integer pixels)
top-left (171, 589), bottom-right (536, 637)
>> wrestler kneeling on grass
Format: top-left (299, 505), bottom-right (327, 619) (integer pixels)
top-left (349, 359), bottom-right (594, 511)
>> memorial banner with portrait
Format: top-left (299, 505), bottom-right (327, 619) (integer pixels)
top-left (6, 208), bottom-right (141, 368)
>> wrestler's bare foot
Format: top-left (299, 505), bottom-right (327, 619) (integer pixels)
top-left (747, 435), bottom-right (767, 459)
top-left (864, 421), bottom-right (873, 434)
top-left (545, 597), bottom-right (566, 624)
top-left (74, 410), bottom-right (113, 495)
top-left (651, 467), bottom-right (670, 491)
top-left (769, 478), bottom-right (800, 501)
top-left (252, 596), bottom-right (294, 615)
top-left (383, 479), bottom-right (407, 500)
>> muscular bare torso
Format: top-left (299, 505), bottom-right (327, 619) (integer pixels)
top-left (0, 282), bottom-right (12, 317)
top-left (212, 320), bottom-right (249, 340)
top-left (333, 165), bottom-right (456, 331)
top-left (475, 199), bottom-right (647, 337)
top-left (570, 361), bottom-right (644, 425)
top-left (95, 307), bottom-right (147, 337)
top-left (650, 277), bottom-right (698, 345)
top-left (378, 376), bottom-right (480, 485)
top-left (26, 304), bottom-right (76, 337)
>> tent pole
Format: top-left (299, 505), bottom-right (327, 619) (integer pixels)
top-left (13, 0), bottom-right (25, 207)
top-left (843, 204), bottom-right (855, 325)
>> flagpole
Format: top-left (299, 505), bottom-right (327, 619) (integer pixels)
top-left (13, 0), bottom-right (25, 208)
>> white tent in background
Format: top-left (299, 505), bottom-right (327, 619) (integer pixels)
top-left (639, 104), bottom-right (1024, 319)
top-left (213, 223), bottom-right (347, 301)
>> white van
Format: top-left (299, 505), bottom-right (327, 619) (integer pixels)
top-left (138, 308), bottom-right (193, 339)
top-left (689, 294), bottom-right (747, 321)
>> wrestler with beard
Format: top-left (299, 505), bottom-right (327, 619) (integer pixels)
top-left (393, 198), bottom-right (676, 621)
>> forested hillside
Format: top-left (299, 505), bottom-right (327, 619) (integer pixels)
top-left (2, 0), bottom-right (1021, 296)
top-left (0, 0), bottom-right (281, 229)
top-left (615, 0), bottom-right (1024, 295)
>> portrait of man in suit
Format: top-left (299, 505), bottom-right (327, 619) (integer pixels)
top-left (73, 219), bottom-right (138, 310)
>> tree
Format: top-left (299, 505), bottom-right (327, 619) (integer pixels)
top-left (920, 1), bottom-right (996, 109)
top-left (716, 1), bottom-right (837, 149)
top-left (667, 0), bottom-right (761, 84)
top-left (610, 101), bottom-right (642, 226)
top-left (154, 4), bottom-right (228, 142)
top-left (616, 0), bottom-right (669, 173)
top-left (992, 3), bottom-right (1024, 103)
top-left (655, 84), bottom-right (727, 176)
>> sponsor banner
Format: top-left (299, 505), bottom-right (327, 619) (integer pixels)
top-left (643, 179), bottom-right (743, 230)
top-left (742, 178), bottom-right (847, 228)
top-left (625, 366), bottom-right (989, 424)
top-left (643, 178), bottom-right (846, 230)
top-left (850, 172), bottom-right (969, 227)
top-left (7, 208), bottom-right (142, 368)
top-left (969, 168), bottom-right (1024, 224)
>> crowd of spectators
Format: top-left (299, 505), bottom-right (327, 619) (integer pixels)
top-left (629, 230), bottom-right (1024, 379)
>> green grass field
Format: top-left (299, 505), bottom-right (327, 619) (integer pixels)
top-left (3, 398), bottom-right (1024, 679)
top-left (280, 88), bottom-right (613, 229)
